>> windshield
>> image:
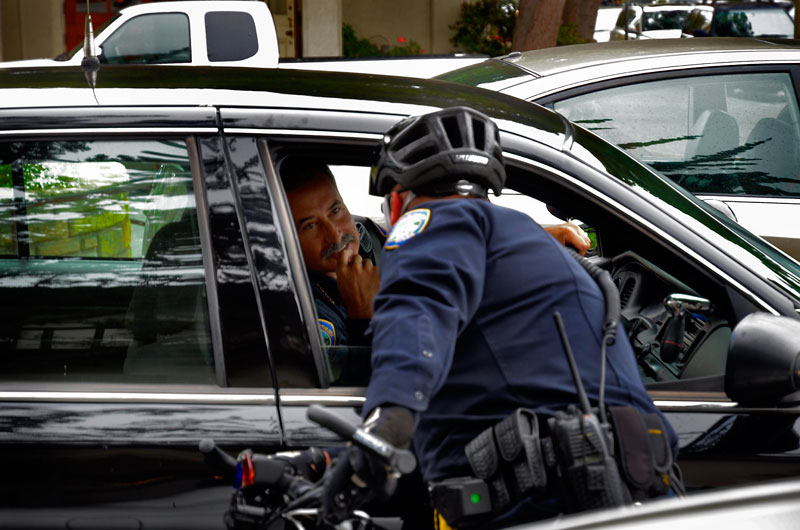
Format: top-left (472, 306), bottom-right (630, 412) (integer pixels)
top-left (642, 9), bottom-right (691, 31)
top-left (435, 59), bottom-right (534, 92)
top-left (569, 126), bottom-right (800, 303)
top-left (713, 8), bottom-right (794, 37)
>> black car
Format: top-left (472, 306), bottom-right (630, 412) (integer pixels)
top-left (0, 64), bottom-right (799, 529)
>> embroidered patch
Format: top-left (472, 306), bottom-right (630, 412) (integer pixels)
top-left (318, 319), bottom-right (336, 356)
top-left (385, 208), bottom-right (431, 250)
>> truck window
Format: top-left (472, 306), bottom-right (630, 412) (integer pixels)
top-left (206, 11), bottom-right (259, 62)
top-left (101, 13), bottom-right (191, 64)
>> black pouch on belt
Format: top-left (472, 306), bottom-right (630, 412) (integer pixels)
top-left (464, 408), bottom-right (548, 512)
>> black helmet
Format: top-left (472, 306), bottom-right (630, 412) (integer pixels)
top-left (370, 106), bottom-right (506, 197)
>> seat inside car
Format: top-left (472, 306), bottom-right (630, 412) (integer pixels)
top-left (123, 209), bottom-right (214, 382)
top-left (684, 109), bottom-right (739, 161)
top-left (741, 116), bottom-right (800, 195)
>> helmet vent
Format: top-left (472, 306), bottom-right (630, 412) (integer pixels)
top-left (472, 118), bottom-right (486, 150)
top-left (394, 122), bottom-right (428, 152)
top-left (442, 116), bottom-right (463, 148)
top-left (404, 143), bottom-right (438, 165)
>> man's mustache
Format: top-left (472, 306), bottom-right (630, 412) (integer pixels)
top-left (320, 233), bottom-right (356, 261)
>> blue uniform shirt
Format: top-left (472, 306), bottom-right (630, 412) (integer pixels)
top-left (364, 199), bottom-right (677, 482)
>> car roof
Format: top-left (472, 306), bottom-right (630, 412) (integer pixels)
top-left (0, 65), bottom-right (569, 149)
top-left (435, 38), bottom-right (800, 100)
top-left (495, 37), bottom-right (800, 79)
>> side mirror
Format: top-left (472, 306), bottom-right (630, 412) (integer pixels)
top-left (546, 204), bottom-right (571, 222)
top-left (725, 313), bottom-right (800, 405)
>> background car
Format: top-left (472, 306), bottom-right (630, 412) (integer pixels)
top-left (684, 2), bottom-right (795, 38)
top-left (610, 3), bottom-right (695, 40)
top-left (1, 64), bottom-right (800, 528)
top-left (595, 5), bottom-right (624, 42)
top-left (437, 37), bottom-right (800, 261)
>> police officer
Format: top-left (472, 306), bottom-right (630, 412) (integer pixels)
top-left (320, 106), bottom-right (678, 528)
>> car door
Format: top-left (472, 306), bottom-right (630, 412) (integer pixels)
top-left (498, 126), bottom-right (800, 491)
top-left (0, 107), bottom-right (282, 529)
top-left (222, 103), bottom-right (800, 504)
top-left (534, 65), bottom-right (800, 261)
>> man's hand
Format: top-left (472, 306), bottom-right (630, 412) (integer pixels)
top-left (544, 222), bottom-right (592, 256)
top-left (336, 248), bottom-right (380, 319)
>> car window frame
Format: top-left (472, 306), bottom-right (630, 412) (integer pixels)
top-left (0, 109), bottom-right (236, 394)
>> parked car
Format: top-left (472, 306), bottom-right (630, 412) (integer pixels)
top-left (522, 476), bottom-right (800, 529)
top-left (610, 3), bottom-right (695, 40)
top-left (594, 6), bottom-right (624, 42)
top-left (0, 63), bottom-right (799, 528)
top-left (683, 2), bottom-right (795, 38)
top-left (437, 37), bottom-right (800, 260)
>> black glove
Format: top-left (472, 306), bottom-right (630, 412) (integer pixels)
top-left (319, 406), bottom-right (415, 525)
top-left (271, 447), bottom-right (331, 482)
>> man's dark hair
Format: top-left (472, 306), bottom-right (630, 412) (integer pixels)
top-left (279, 157), bottom-right (336, 193)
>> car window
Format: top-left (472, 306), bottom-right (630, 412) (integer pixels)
top-left (642, 8), bottom-right (691, 31)
top-left (713, 8), bottom-right (794, 38)
top-left (101, 13), bottom-right (191, 64)
top-left (0, 139), bottom-right (214, 384)
top-left (554, 72), bottom-right (800, 197)
top-left (205, 11), bottom-right (259, 62)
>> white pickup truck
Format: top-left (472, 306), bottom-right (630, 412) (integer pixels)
top-left (1, 1), bottom-right (485, 78)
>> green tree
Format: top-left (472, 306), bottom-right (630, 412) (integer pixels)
top-left (450, 0), bottom-right (518, 56)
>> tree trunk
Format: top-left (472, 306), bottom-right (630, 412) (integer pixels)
top-left (796, 0), bottom-right (800, 39)
top-left (513, 0), bottom-right (567, 51)
top-left (563, 0), bottom-right (603, 43)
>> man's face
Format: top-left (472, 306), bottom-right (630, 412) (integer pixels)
top-left (287, 173), bottom-right (359, 275)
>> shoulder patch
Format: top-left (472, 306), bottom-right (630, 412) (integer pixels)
top-left (385, 208), bottom-right (431, 250)
top-left (318, 319), bottom-right (336, 356)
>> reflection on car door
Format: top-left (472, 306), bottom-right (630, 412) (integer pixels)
top-left (0, 115), bottom-right (282, 527)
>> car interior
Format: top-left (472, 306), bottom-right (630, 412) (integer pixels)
top-left (0, 139), bottom-right (215, 384)
top-left (271, 138), bottom-right (751, 395)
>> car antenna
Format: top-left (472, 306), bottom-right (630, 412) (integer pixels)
top-left (80, 0), bottom-right (101, 102)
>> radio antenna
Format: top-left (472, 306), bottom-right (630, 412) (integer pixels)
top-left (80, 0), bottom-right (101, 101)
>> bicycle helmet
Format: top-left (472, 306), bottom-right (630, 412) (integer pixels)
top-left (370, 106), bottom-right (506, 198)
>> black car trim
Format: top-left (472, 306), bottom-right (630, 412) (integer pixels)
top-left (0, 106), bottom-right (218, 130)
top-left (653, 399), bottom-right (738, 411)
top-left (503, 152), bottom-right (778, 315)
top-left (0, 127), bottom-right (218, 136)
top-left (225, 128), bottom-right (383, 140)
top-left (0, 390), bottom-right (275, 404)
top-left (278, 392), bottom-right (366, 406)
top-left (258, 139), bottom-right (330, 388)
top-left (189, 135), bottom-right (227, 387)
top-left (219, 135), bottom-right (285, 398)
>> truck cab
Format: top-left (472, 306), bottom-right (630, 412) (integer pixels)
top-left (3, 1), bottom-right (279, 68)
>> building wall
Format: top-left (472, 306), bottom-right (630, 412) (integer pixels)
top-left (0, 0), bottom-right (65, 61)
top-left (342, 0), bottom-right (462, 55)
top-left (302, 0), bottom-right (342, 56)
